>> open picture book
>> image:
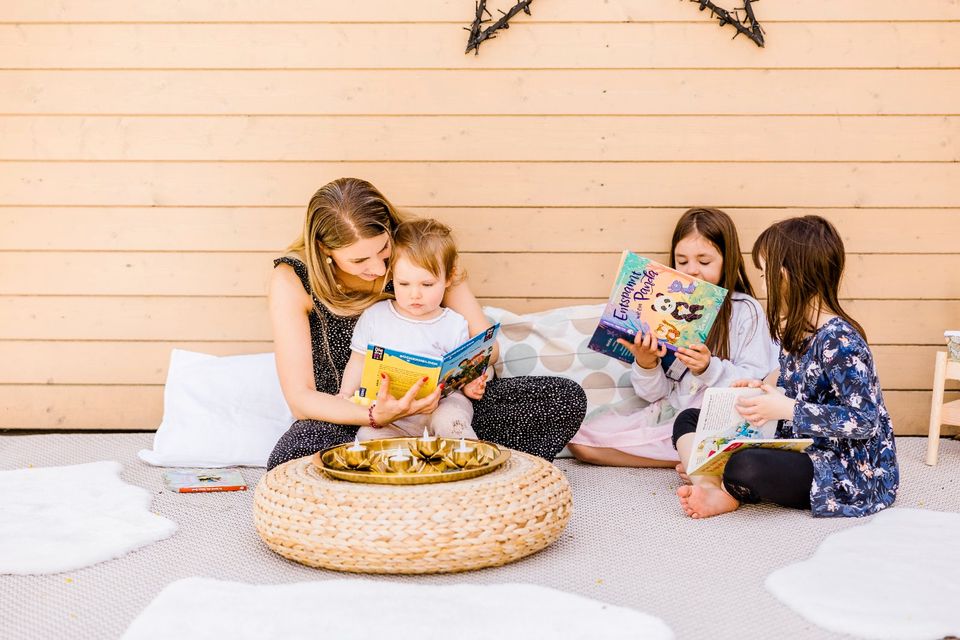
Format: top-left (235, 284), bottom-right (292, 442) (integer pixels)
top-left (687, 387), bottom-right (813, 477)
top-left (588, 251), bottom-right (729, 364)
top-left (351, 324), bottom-right (500, 407)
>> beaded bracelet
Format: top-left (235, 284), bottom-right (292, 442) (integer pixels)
top-left (368, 404), bottom-right (382, 429)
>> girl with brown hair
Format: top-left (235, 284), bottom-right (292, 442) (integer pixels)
top-left (674, 215), bottom-right (899, 518)
top-left (567, 208), bottom-right (779, 467)
top-left (266, 178), bottom-right (586, 469)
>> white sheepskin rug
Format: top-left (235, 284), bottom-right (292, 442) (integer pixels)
top-left (122, 578), bottom-right (674, 640)
top-left (766, 508), bottom-right (960, 640)
top-left (0, 461), bottom-right (176, 575)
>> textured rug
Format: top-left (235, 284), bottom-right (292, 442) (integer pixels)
top-left (1, 434), bottom-right (958, 640)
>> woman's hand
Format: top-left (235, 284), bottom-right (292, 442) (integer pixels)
top-left (617, 332), bottom-right (667, 369)
top-left (461, 373), bottom-right (487, 400)
top-left (735, 383), bottom-right (797, 426)
top-left (370, 374), bottom-right (441, 425)
top-left (676, 343), bottom-right (711, 376)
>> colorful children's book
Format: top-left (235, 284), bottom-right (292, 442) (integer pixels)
top-left (687, 387), bottom-right (813, 477)
top-left (162, 469), bottom-right (247, 493)
top-left (352, 324), bottom-right (500, 407)
top-left (588, 251), bottom-right (729, 364)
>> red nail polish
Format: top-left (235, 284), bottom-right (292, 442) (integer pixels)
top-left (380, 373), bottom-right (386, 379)
top-left (422, 376), bottom-right (429, 382)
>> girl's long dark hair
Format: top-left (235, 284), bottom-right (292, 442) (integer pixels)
top-left (670, 207), bottom-right (755, 361)
top-left (751, 215), bottom-right (866, 354)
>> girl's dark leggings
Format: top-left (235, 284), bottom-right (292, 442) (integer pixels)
top-left (672, 408), bottom-right (814, 510)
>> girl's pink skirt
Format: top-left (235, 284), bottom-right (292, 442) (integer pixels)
top-left (570, 401), bottom-right (680, 462)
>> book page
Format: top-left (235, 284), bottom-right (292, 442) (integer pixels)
top-left (438, 324), bottom-right (500, 398)
top-left (355, 345), bottom-right (442, 406)
top-left (687, 387), bottom-right (777, 474)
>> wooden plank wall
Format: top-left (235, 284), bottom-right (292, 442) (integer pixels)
top-left (1, 1), bottom-right (958, 433)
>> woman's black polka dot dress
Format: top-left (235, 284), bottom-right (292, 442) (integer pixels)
top-left (266, 257), bottom-right (586, 470)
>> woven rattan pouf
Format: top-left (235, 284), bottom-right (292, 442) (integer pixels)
top-left (253, 450), bottom-right (572, 574)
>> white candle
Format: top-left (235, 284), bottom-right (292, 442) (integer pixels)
top-left (420, 427), bottom-right (436, 441)
top-left (454, 437), bottom-right (473, 452)
top-left (389, 447), bottom-right (410, 460)
top-left (347, 436), bottom-right (365, 451)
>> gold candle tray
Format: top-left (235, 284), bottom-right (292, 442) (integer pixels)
top-left (313, 437), bottom-right (510, 485)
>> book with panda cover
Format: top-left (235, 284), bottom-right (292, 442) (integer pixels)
top-left (588, 250), bottom-right (729, 364)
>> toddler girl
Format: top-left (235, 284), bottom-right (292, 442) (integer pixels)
top-left (339, 218), bottom-right (484, 440)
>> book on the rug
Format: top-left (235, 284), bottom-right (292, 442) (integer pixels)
top-left (687, 387), bottom-right (813, 477)
top-left (162, 469), bottom-right (248, 493)
top-left (351, 324), bottom-right (500, 407)
top-left (588, 251), bottom-right (729, 364)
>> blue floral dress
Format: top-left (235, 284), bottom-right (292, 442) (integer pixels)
top-left (777, 317), bottom-right (899, 517)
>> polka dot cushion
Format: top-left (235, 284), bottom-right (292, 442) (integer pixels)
top-left (484, 305), bottom-right (646, 420)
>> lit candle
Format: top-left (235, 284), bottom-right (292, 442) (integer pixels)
top-left (416, 427), bottom-right (442, 458)
top-left (386, 447), bottom-right (412, 473)
top-left (342, 436), bottom-right (367, 467)
top-left (450, 438), bottom-right (475, 468)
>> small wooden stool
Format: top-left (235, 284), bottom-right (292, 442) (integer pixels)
top-left (926, 351), bottom-right (960, 466)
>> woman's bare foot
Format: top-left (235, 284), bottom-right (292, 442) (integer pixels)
top-left (677, 484), bottom-right (739, 519)
top-left (675, 463), bottom-right (691, 485)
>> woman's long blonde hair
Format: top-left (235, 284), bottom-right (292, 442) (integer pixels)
top-left (287, 178), bottom-right (406, 316)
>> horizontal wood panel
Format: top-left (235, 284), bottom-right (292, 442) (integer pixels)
top-left (1, 297), bottom-right (956, 346)
top-left (2, 252), bottom-right (959, 298)
top-left (0, 342), bottom-right (273, 384)
top-left (3, 116), bottom-right (957, 162)
top-left (2, 384), bottom-right (952, 434)
top-left (2, 207), bottom-right (957, 253)
top-left (3, 71), bottom-right (957, 115)
top-left (2, 341), bottom-right (952, 390)
top-left (3, 162), bottom-right (958, 208)
top-left (3, 1), bottom-right (957, 22)
top-left (0, 297), bottom-right (273, 341)
top-left (5, 23), bottom-right (959, 69)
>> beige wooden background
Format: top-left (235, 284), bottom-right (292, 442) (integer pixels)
top-left (1, 1), bottom-right (958, 433)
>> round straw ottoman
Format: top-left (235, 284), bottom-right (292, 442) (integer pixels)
top-left (253, 450), bottom-right (572, 574)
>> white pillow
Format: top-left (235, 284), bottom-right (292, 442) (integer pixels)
top-left (483, 305), bottom-right (647, 421)
top-left (138, 350), bottom-right (294, 468)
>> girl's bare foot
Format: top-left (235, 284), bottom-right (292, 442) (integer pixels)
top-left (677, 484), bottom-right (739, 519)
top-left (675, 463), bottom-right (691, 485)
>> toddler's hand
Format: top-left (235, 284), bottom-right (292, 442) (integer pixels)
top-left (735, 383), bottom-right (796, 426)
top-left (676, 343), bottom-right (711, 376)
top-left (462, 374), bottom-right (487, 400)
top-left (618, 332), bottom-right (667, 369)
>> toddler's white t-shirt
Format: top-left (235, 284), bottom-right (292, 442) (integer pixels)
top-left (350, 300), bottom-right (471, 359)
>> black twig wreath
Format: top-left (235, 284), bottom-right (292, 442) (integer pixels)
top-left (687, 0), bottom-right (765, 48)
top-left (464, 0), bottom-right (533, 55)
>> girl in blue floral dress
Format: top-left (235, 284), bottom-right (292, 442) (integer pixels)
top-left (673, 215), bottom-right (899, 518)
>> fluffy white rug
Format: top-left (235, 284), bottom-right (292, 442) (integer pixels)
top-left (122, 578), bottom-right (674, 640)
top-left (0, 461), bottom-right (176, 575)
top-left (766, 508), bottom-right (960, 640)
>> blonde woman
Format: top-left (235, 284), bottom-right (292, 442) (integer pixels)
top-left (267, 178), bottom-right (586, 469)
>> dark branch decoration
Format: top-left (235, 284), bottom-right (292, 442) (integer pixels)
top-left (464, 0), bottom-right (533, 55)
top-left (687, 0), bottom-right (765, 48)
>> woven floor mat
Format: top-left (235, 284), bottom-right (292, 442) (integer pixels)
top-left (1, 434), bottom-right (958, 640)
